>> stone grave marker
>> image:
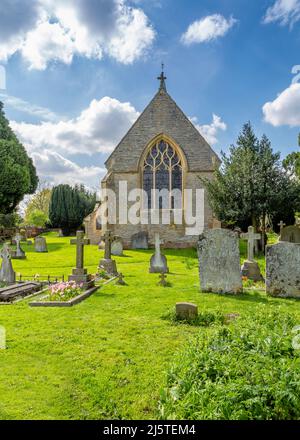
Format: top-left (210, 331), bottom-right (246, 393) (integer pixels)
top-left (34, 236), bottom-right (48, 253)
top-left (158, 272), bottom-right (168, 287)
top-left (176, 302), bottom-right (198, 320)
top-left (266, 242), bottom-right (300, 298)
top-left (98, 231), bottom-right (118, 276)
top-left (198, 229), bottom-right (242, 295)
top-left (69, 231), bottom-right (94, 289)
top-left (240, 226), bottom-right (263, 281)
top-left (12, 233), bottom-right (26, 260)
top-left (111, 237), bottom-right (123, 256)
top-left (280, 225), bottom-right (300, 244)
top-left (131, 231), bottom-right (148, 249)
top-left (149, 233), bottom-right (169, 273)
top-left (0, 244), bottom-right (16, 284)
top-left (0, 282), bottom-right (41, 303)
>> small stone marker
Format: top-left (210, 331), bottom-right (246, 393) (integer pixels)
top-left (279, 225), bottom-right (300, 244)
top-left (240, 226), bottom-right (263, 281)
top-left (278, 221), bottom-right (286, 234)
top-left (69, 231), bottom-right (94, 289)
top-left (98, 231), bottom-right (118, 276)
top-left (131, 231), bottom-right (148, 249)
top-left (149, 233), bottom-right (169, 273)
top-left (0, 326), bottom-right (6, 350)
top-left (0, 244), bottom-right (16, 284)
top-left (12, 233), bottom-right (26, 259)
top-left (176, 302), bottom-right (198, 320)
top-left (111, 237), bottom-right (123, 256)
top-left (34, 236), bottom-right (48, 253)
top-left (198, 229), bottom-right (242, 295)
top-left (158, 273), bottom-right (168, 287)
top-left (266, 242), bottom-right (300, 298)
top-left (117, 273), bottom-right (126, 285)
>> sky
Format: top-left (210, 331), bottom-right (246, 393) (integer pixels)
top-left (0, 0), bottom-right (300, 191)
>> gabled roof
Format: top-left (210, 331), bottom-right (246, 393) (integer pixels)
top-left (105, 76), bottom-right (221, 173)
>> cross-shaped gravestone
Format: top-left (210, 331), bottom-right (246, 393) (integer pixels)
top-left (278, 221), bottom-right (286, 234)
top-left (70, 231), bottom-right (90, 272)
top-left (149, 233), bottom-right (169, 273)
top-left (103, 230), bottom-right (114, 260)
top-left (13, 233), bottom-right (25, 259)
top-left (0, 244), bottom-right (16, 284)
top-left (69, 231), bottom-right (94, 289)
top-left (241, 226), bottom-right (261, 262)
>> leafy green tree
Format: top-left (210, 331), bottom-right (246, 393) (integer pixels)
top-left (283, 152), bottom-right (300, 180)
top-left (49, 184), bottom-right (96, 235)
top-left (25, 185), bottom-right (52, 225)
top-left (26, 209), bottom-right (48, 227)
top-left (202, 122), bottom-right (300, 236)
top-left (0, 102), bottom-right (38, 213)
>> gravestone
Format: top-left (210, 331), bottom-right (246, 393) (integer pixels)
top-left (0, 282), bottom-right (41, 303)
top-left (117, 273), bottom-right (126, 285)
top-left (111, 237), bottom-right (123, 256)
top-left (34, 236), bottom-right (48, 253)
top-left (0, 244), bottom-right (16, 284)
top-left (69, 231), bottom-right (94, 289)
top-left (176, 303), bottom-right (198, 320)
top-left (149, 233), bottom-right (169, 273)
top-left (240, 226), bottom-right (263, 281)
top-left (280, 225), bottom-right (300, 244)
top-left (278, 221), bottom-right (286, 235)
top-left (131, 231), bottom-right (148, 249)
top-left (98, 231), bottom-right (118, 276)
top-left (158, 272), bottom-right (168, 287)
top-left (266, 242), bottom-right (300, 298)
top-left (198, 229), bottom-right (242, 295)
top-left (0, 326), bottom-right (5, 349)
top-left (11, 233), bottom-right (26, 260)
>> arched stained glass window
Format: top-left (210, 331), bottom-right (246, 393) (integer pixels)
top-left (143, 140), bottom-right (183, 209)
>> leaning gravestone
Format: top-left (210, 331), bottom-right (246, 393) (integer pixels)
top-left (198, 229), bottom-right (243, 295)
top-left (111, 237), bottom-right (123, 256)
top-left (34, 236), bottom-right (48, 253)
top-left (176, 303), bottom-right (198, 320)
top-left (0, 244), bottom-right (16, 284)
top-left (279, 225), bottom-right (300, 244)
top-left (131, 231), bottom-right (148, 249)
top-left (266, 242), bottom-right (300, 298)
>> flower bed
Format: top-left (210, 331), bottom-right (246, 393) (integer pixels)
top-left (46, 281), bottom-right (84, 302)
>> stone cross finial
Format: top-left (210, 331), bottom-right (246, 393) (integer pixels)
top-left (158, 272), bottom-right (167, 287)
top-left (103, 230), bottom-right (115, 260)
top-left (241, 226), bottom-right (261, 261)
top-left (70, 231), bottom-right (90, 270)
top-left (157, 64), bottom-right (167, 91)
top-left (0, 243), bottom-right (16, 284)
top-left (278, 221), bottom-right (286, 233)
top-left (0, 243), bottom-right (11, 261)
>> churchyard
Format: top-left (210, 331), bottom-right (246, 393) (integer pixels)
top-left (0, 231), bottom-right (299, 420)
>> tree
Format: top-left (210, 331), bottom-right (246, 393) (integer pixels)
top-left (202, 122), bottom-right (300, 236)
top-left (283, 152), bottom-right (300, 180)
top-left (49, 184), bottom-right (96, 235)
top-left (0, 102), bottom-right (38, 214)
top-left (24, 183), bottom-right (52, 225)
top-left (26, 209), bottom-right (48, 227)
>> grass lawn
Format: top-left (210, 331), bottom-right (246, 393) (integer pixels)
top-left (0, 232), bottom-right (299, 420)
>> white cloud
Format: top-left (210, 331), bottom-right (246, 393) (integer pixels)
top-left (31, 149), bottom-right (105, 189)
top-left (181, 14), bottom-right (237, 45)
top-left (263, 82), bottom-right (300, 127)
top-left (0, 92), bottom-right (59, 121)
top-left (0, 0), bottom-right (155, 68)
top-left (10, 96), bottom-right (139, 155)
top-left (263, 0), bottom-right (300, 26)
top-left (191, 114), bottom-right (227, 145)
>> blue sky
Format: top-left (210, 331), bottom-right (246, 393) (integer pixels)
top-left (0, 0), bottom-right (300, 189)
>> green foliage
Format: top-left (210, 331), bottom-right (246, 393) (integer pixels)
top-left (25, 187), bottom-right (52, 223)
top-left (0, 102), bottom-right (38, 214)
top-left (159, 310), bottom-right (300, 420)
top-left (283, 151), bottom-right (300, 180)
top-left (26, 209), bottom-right (48, 227)
top-left (163, 309), bottom-right (225, 327)
top-left (202, 122), bottom-right (300, 229)
top-left (0, 211), bottom-right (22, 228)
top-left (49, 184), bottom-right (96, 235)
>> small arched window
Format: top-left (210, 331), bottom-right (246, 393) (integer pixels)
top-left (143, 140), bottom-right (183, 209)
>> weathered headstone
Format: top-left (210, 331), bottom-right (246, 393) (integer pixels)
top-left (240, 226), bottom-right (263, 281)
top-left (278, 221), bottom-right (286, 234)
top-left (131, 231), bottom-right (148, 249)
top-left (117, 273), bottom-right (126, 285)
top-left (266, 242), bottom-right (300, 298)
top-left (176, 302), bottom-right (198, 320)
top-left (0, 282), bottom-right (41, 303)
top-left (280, 225), bottom-right (300, 244)
top-left (0, 244), bottom-right (16, 284)
top-left (11, 233), bottom-right (26, 259)
top-left (111, 237), bottom-right (123, 256)
top-left (198, 229), bottom-right (242, 294)
top-left (0, 326), bottom-right (6, 350)
top-left (149, 233), bottom-right (169, 273)
top-left (34, 236), bottom-right (48, 253)
top-left (158, 272), bottom-right (168, 287)
top-left (69, 231), bottom-right (94, 289)
top-left (98, 231), bottom-right (118, 276)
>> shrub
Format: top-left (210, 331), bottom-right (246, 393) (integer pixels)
top-left (159, 309), bottom-right (300, 420)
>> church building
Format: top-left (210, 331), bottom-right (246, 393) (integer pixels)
top-left (85, 69), bottom-right (221, 248)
